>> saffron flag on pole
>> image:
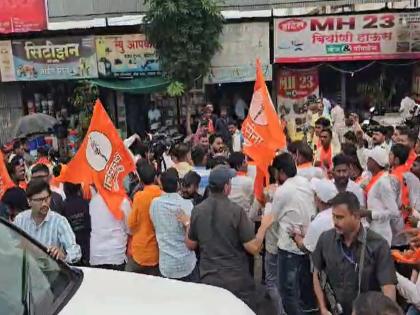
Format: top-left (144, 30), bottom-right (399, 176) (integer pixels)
top-left (58, 100), bottom-right (136, 220)
top-left (241, 59), bottom-right (286, 203)
top-left (0, 151), bottom-right (15, 199)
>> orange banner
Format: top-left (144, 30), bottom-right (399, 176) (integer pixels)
top-left (242, 59), bottom-right (286, 203)
top-left (59, 100), bottom-right (135, 219)
top-left (0, 151), bottom-right (15, 199)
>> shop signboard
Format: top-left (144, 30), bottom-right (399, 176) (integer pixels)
top-left (277, 68), bottom-right (319, 109)
top-left (11, 36), bottom-right (98, 81)
top-left (205, 22), bottom-right (271, 84)
top-left (95, 34), bottom-right (160, 78)
top-left (274, 12), bottom-right (420, 63)
top-left (0, 0), bottom-right (47, 34)
top-left (0, 41), bottom-right (16, 82)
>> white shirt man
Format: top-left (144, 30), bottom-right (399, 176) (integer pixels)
top-left (335, 179), bottom-right (366, 209)
top-left (331, 104), bottom-right (345, 141)
top-left (229, 173), bottom-right (254, 218)
top-left (303, 178), bottom-right (337, 252)
top-left (89, 192), bottom-right (131, 268)
top-left (297, 164), bottom-right (324, 181)
top-left (232, 129), bottom-right (243, 152)
top-left (272, 175), bottom-right (316, 255)
top-left (365, 148), bottom-right (400, 246)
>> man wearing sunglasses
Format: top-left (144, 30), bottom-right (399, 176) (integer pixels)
top-left (13, 179), bottom-right (81, 263)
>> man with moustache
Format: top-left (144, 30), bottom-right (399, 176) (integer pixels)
top-left (14, 179), bottom-right (81, 263)
top-left (312, 192), bottom-right (397, 315)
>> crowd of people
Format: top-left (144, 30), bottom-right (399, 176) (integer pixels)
top-left (1, 97), bottom-right (420, 315)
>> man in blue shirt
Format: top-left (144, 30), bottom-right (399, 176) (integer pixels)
top-left (14, 179), bottom-right (81, 264)
top-left (150, 168), bottom-right (198, 282)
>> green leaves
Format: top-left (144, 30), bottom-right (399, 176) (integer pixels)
top-left (145, 0), bottom-right (224, 91)
top-left (167, 81), bottom-right (185, 97)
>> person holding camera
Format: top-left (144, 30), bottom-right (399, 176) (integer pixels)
top-left (312, 192), bottom-right (397, 315)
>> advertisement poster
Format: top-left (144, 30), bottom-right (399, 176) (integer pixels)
top-left (12, 36), bottom-right (98, 81)
top-left (205, 22), bottom-right (271, 84)
top-left (277, 68), bottom-right (319, 109)
top-left (0, 41), bottom-right (16, 82)
top-left (96, 34), bottom-right (160, 78)
top-left (275, 12), bottom-right (420, 63)
top-left (0, 0), bottom-right (47, 34)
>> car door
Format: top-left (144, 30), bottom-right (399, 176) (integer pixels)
top-left (0, 218), bottom-right (83, 315)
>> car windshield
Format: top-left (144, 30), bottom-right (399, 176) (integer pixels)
top-left (0, 219), bottom-right (83, 315)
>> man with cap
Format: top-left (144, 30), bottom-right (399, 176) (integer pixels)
top-left (291, 178), bottom-right (337, 253)
top-left (362, 146), bottom-right (400, 245)
top-left (178, 165), bottom-right (274, 311)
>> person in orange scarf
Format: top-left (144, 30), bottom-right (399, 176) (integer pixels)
top-left (397, 128), bottom-right (418, 168)
top-left (314, 128), bottom-right (340, 173)
top-left (362, 147), bottom-right (400, 246)
top-left (389, 144), bottom-right (413, 238)
top-left (288, 141), bottom-right (323, 181)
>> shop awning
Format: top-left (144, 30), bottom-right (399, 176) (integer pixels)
top-left (91, 77), bottom-right (170, 94)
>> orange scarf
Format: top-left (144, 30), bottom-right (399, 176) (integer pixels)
top-left (364, 171), bottom-right (385, 195)
top-left (392, 248), bottom-right (420, 264)
top-left (236, 171), bottom-right (247, 176)
top-left (298, 162), bottom-right (313, 170)
top-left (407, 150), bottom-right (417, 168)
top-left (319, 145), bottom-right (332, 170)
top-left (391, 164), bottom-right (412, 229)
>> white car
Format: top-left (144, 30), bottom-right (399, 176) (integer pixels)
top-left (0, 219), bottom-right (254, 315)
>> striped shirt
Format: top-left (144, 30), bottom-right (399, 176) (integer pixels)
top-left (150, 193), bottom-right (196, 279)
top-left (14, 209), bottom-right (81, 263)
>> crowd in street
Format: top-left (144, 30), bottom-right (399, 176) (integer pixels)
top-left (1, 96), bottom-right (420, 315)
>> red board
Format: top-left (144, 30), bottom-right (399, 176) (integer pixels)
top-left (0, 0), bottom-right (47, 34)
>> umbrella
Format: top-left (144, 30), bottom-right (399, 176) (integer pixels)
top-left (14, 113), bottom-right (58, 138)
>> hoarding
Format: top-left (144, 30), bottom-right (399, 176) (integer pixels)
top-left (275, 12), bottom-right (420, 63)
top-left (12, 36), bottom-right (98, 81)
top-left (0, 0), bottom-right (47, 34)
top-left (96, 34), bottom-right (160, 78)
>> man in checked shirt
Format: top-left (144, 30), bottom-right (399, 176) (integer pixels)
top-left (14, 179), bottom-right (81, 263)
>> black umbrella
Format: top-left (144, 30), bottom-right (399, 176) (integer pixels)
top-left (14, 113), bottom-right (58, 138)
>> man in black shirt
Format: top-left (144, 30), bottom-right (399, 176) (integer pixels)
top-left (178, 165), bottom-right (273, 312)
top-left (180, 171), bottom-right (203, 206)
top-left (312, 192), bottom-right (397, 315)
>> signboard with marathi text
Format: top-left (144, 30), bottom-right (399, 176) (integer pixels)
top-left (95, 34), bottom-right (160, 78)
top-left (12, 36), bottom-right (98, 81)
top-left (277, 68), bottom-right (319, 109)
top-left (0, 0), bottom-right (47, 34)
top-left (274, 12), bottom-right (420, 63)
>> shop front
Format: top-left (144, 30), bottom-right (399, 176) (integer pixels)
top-left (0, 32), bottom-right (172, 156)
top-left (204, 21), bottom-right (272, 121)
top-left (273, 10), bottom-right (420, 117)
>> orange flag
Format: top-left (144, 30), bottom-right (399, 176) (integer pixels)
top-left (242, 59), bottom-right (286, 203)
top-left (59, 100), bottom-right (135, 220)
top-left (0, 151), bottom-right (15, 199)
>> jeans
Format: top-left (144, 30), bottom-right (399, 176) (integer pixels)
top-left (125, 257), bottom-right (161, 276)
top-left (278, 249), bottom-right (305, 315)
top-left (407, 306), bottom-right (420, 315)
top-left (265, 252), bottom-right (286, 315)
top-left (177, 265), bottom-right (200, 283)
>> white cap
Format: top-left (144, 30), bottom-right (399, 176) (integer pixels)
top-left (311, 178), bottom-right (338, 204)
top-left (367, 146), bottom-right (389, 168)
